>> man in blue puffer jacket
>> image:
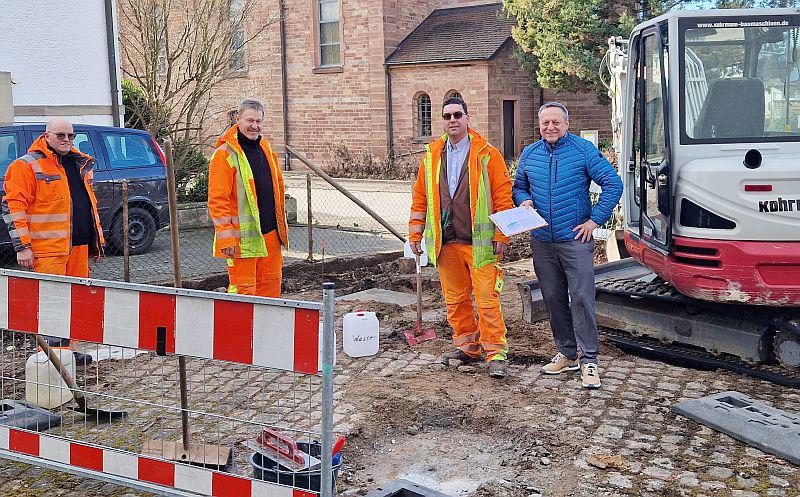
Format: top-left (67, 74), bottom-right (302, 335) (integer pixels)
top-left (513, 102), bottom-right (622, 389)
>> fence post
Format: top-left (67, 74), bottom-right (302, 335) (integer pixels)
top-left (321, 281), bottom-right (335, 497)
top-left (122, 180), bottom-right (130, 283)
top-left (286, 144), bottom-right (407, 243)
top-left (307, 173), bottom-right (313, 261)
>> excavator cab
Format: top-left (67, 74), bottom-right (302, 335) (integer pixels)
top-left (613, 10), bottom-right (800, 305)
top-left (517, 10), bottom-right (800, 378)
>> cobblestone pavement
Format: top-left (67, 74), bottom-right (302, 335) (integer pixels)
top-left (0, 269), bottom-right (799, 497)
top-left (326, 341), bottom-right (800, 497)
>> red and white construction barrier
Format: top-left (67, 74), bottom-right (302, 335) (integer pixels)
top-left (0, 271), bottom-right (320, 373)
top-left (0, 427), bottom-right (318, 497)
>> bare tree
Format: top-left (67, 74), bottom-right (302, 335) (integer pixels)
top-left (118, 0), bottom-right (279, 186)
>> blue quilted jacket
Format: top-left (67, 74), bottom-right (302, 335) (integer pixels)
top-left (512, 132), bottom-right (622, 242)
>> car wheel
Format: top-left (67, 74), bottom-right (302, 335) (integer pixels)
top-left (110, 206), bottom-right (157, 256)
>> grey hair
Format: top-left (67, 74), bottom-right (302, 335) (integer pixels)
top-left (237, 98), bottom-right (265, 116)
top-left (538, 101), bottom-right (569, 121)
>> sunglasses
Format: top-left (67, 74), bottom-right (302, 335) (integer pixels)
top-left (442, 111), bottom-right (465, 120)
top-left (52, 132), bottom-right (76, 141)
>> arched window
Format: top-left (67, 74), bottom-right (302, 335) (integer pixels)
top-left (444, 90), bottom-right (462, 103)
top-left (415, 93), bottom-right (432, 138)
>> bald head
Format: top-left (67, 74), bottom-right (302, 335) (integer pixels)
top-left (44, 118), bottom-right (75, 155)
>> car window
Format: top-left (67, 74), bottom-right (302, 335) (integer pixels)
top-left (73, 133), bottom-right (95, 157)
top-left (102, 133), bottom-right (158, 169)
top-left (0, 133), bottom-right (19, 180)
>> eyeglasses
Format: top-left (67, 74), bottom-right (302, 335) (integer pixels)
top-left (51, 132), bottom-right (76, 141)
top-left (442, 111), bottom-right (465, 121)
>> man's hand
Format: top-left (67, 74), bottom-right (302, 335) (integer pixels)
top-left (573, 219), bottom-right (598, 243)
top-left (519, 200), bottom-right (534, 208)
top-left (493, 241), bottom-right (507, 255)
top-left (221, 246), bottom-right (236, 258)
top-left (409, 241), bottom-right (422, 256)
top-left (16, 248), bottom-right (34, 270)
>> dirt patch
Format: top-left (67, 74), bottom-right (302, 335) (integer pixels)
top-left (268, 248), bottom-right (630, 496)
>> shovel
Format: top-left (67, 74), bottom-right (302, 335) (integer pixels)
top-left (35, 335), bottom-right (126, 422)
top-left (142, 138), bottom-right (231, 469)
top-left (404, 253), bottom-right (436, 346)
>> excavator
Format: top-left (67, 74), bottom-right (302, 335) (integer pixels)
top-left (519, 8), bottom-right (800, 384)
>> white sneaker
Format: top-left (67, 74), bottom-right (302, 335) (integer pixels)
top-left (540, 352), bottom-right (580, 375)
top-left (581, 363), bottom-right (601, 389)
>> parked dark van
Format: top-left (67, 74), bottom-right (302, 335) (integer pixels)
top-left (0, 124), bottom-right (168, 255)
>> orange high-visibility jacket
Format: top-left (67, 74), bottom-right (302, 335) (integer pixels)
top-left (408, 128), bottom-right (513, 261)
top-left (208, 126), bottom-right (288, 259)
top-left (1, 135), bottom-right (104, 257)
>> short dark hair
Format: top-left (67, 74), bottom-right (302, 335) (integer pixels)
top-left (442, 96), bottom-right (468, 115)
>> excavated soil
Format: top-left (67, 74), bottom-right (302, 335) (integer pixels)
top-left (270, 237), bottom-right (624, 496)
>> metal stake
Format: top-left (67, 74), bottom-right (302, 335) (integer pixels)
top-left (122, 180), bottom-right (130, 283)
top-left (307, 173), bottom-right (313, 261)
top-left (321, 282), bottom-right (335, 497)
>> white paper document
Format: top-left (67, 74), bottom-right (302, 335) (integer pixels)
top-left (489, 206), bottom-right (548, 237)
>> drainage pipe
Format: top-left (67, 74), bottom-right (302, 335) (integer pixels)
top-left (279, 0), bottom-right (291, 170)
top-left (104, 0), bottom-right (122, 127)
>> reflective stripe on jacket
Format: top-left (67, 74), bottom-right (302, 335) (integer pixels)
top-left (208, 126), bottom-right (288, 258)
top-left (408, 128), bottom-right (513, 268)
top-left (1, 134), bottom-right (104, 257)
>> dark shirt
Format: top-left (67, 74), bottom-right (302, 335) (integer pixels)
top-left (53, 148), bottom-right (94, 246)
top-left (237, 131), bottom-right (277, 235)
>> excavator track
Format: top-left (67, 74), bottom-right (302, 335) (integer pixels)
top-left (518, 259), bottom-right (800, 387)
top-left (595, 277), bottom-right (800, 387)
top-left (601, 328), bottom-right (800, 388)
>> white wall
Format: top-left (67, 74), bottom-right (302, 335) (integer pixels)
top-left (0, 0), bottom-right (122, 125)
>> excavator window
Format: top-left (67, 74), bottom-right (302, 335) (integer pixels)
top-left (680, 17), bottom-right (800, 144)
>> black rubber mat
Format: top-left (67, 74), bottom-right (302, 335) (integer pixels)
top-left (0, 399), bottom-right (61, 431)
top-left (364, 479), bottom-right (452, 497)
top-left (672, 391), bottom-right (800, 465)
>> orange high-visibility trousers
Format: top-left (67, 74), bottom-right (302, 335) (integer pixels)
top-left (437, 242), bottom-right (508, 361)
top-left (34, 245), bottom-right (89, 348)
top-left (34, 245), bottom-right (90, 277)
top-left (226, 230), bottom-right (283, 297)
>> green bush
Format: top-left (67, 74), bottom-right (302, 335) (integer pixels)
top-left (176, 148), bottom-right (210, 202)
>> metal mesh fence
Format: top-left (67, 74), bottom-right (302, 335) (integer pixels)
top-left (0, 164), bottom-right (623, 285)
top-left (0, 169), bottom-right (411, 285)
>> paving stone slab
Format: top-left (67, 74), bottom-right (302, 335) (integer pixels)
top-left (336, 289), bottom-right (417, 306)
top-left (363, 479), bottom-right (453, 497)
top-left (672, 390), bottom-right (800, 465)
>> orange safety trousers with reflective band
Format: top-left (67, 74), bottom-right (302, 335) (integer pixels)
top-left (437, 242), bottom-right (507, 361)
top-left (226, 230), bottom-right (283, 297)
top-left (34, 245), bottom-right (90, 277)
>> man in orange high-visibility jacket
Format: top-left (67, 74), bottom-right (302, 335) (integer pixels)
top-left (408, 96), bottom-right (514, 379)
top-left (2, 117), bottom-right (104, 365)
top-left (208, 98), bottom-right (288, 297)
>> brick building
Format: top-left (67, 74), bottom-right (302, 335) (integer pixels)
top-left (120, 1), bottom-right (611, 169)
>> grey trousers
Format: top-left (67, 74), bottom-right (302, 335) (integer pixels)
top-left (531, 238), bottom-right (599, 364)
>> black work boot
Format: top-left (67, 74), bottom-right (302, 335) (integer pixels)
top-left (440, 349), bottom-right (481, 365)
top-left (488, 359), bottom-right (508, 379)
top-left (73, 352), bottom-right (93, 367)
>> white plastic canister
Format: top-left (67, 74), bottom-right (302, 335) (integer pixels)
top-left (25, 349), bottom-right (75, 409)
top-left (342, 310), bottom-right (379, 357)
